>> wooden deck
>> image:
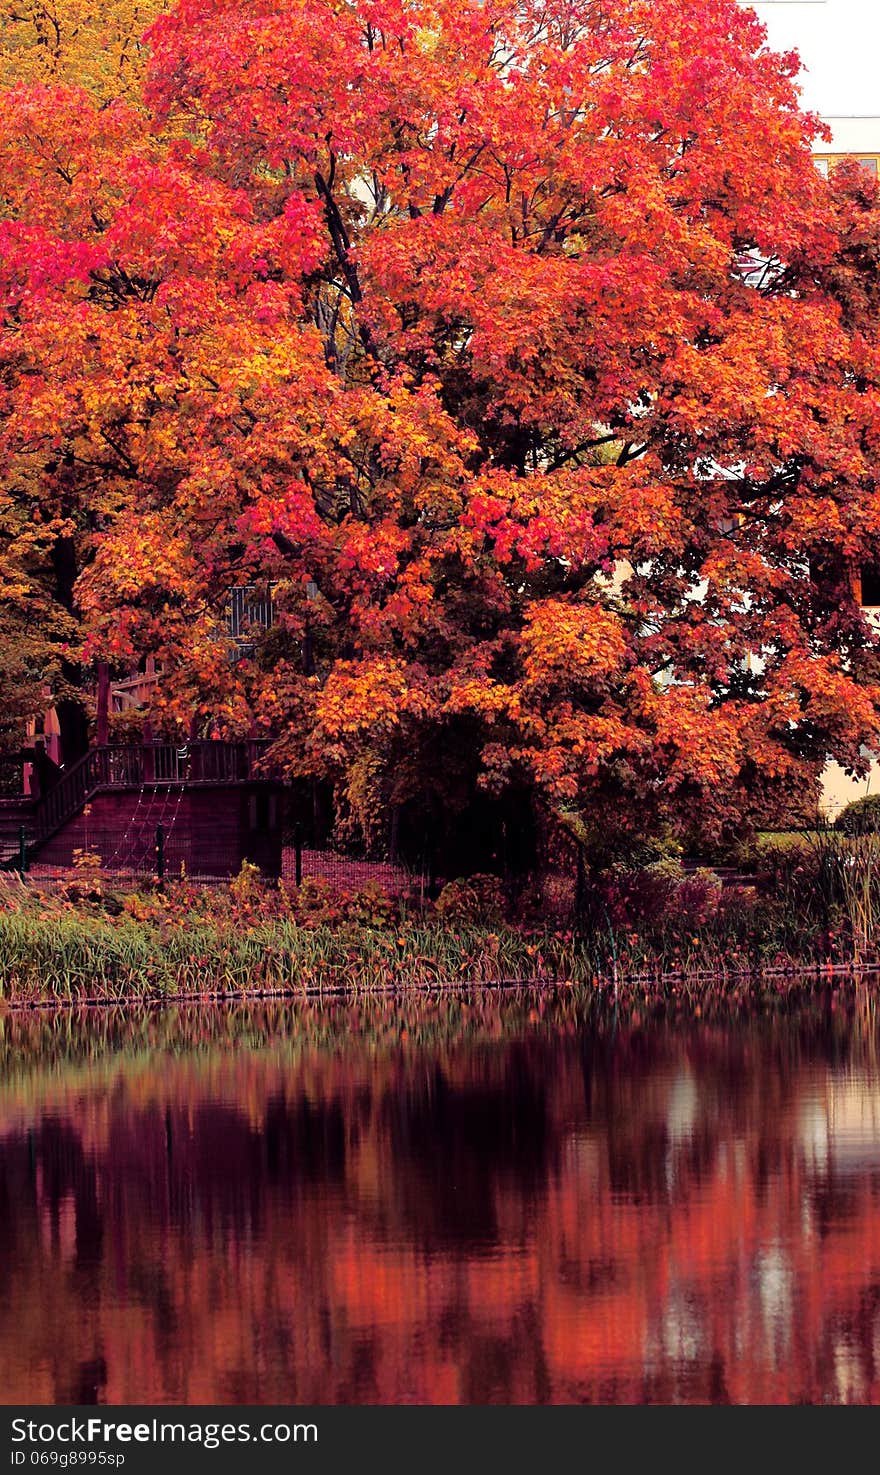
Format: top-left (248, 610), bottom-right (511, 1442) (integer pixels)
top-left (1, 741), bottom-right (283, 877)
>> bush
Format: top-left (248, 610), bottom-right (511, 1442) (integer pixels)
top-left (746, 828), bottom-right (880, 959)
top-left (435, 874), bottom-right (506, 924)
top-left (835, 794), bottom-right (880, 837)
top-left (229, 858), bottom-right (262, 905)
top-left (279, 876), bottom-right (402, 928)
top-left (602, 860), bottom-right (721, 931)
top-left (337, 880), bottom-right (398, 928)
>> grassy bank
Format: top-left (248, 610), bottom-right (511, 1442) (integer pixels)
top-left (2, 834), bottom-right (880, 1003)
top-left (0, 907), bottom-right (590, 1002)
top-left (0, 901), bottom-right (875, 1006)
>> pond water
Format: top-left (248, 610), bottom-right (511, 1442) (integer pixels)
top-left (3, 990), bottom-right (880, 1405)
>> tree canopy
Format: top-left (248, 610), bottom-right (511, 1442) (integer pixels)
top-left (1, 0), bottom-right (879, 855)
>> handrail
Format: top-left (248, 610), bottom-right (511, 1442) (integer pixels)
top-left (34, 748), bottom-right (97, 840)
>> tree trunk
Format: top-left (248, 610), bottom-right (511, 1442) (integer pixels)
top-left (55, 696), bottom-right (89, 768)
top-left (51, 529), bottom-right (89, 766)
top-left (96, 662), bottom-right (110, 746)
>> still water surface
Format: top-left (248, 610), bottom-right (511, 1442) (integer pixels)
top-left (3, 991), bottom-right (880, 1404)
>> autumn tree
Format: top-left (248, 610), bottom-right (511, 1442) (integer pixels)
top-left (2, 0), bottom-right (879, 862)
top-left (0, 0), bottom-right (165, 761)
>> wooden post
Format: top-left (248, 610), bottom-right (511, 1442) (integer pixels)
top-left (18, 825), bottom-right (27, 876)
top-left (143, 718), bottom-right (155, 781)
top-left (155, 823), bottom-right (165, 882)
top-left (96, 661), bottom-right (110, 747)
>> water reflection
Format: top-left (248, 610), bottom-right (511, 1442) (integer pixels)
top-left (2, 993), bottom-right (880, 1403)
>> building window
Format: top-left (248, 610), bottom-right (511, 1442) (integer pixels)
top-left (815, 157), bottom-right (880, 180)
top-left (227, 585), bottom-right (276, 641)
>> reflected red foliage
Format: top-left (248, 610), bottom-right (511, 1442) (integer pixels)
top-left (2, 1001), bottom-right (880, 1403)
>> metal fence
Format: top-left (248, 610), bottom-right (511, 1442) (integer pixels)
top-left (279, 837), bottom-right (418, 895)
top-left (4, 818), bottom-right (191, 882)
top-left (1, 766), bottom-right (558, 900)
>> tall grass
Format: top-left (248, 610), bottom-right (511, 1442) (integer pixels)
top-left (4, 832), bottom-right (880, 1005)
top-left (836, 834), bottom-right (880, 962)
top-left (0, 911), bottom-right (598, 1004)
top-left (767, 830), bottom-right (880, 963)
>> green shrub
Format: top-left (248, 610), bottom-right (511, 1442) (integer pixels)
top-left (835, 794), bottom-right (880, 837)
top-left (278, 876), bottom-right (401, 928)
top-left (435, 874), bottom-right (506, 924)
top-left (728, 830), bottom-right (814, 870)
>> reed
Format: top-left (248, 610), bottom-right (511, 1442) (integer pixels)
top-left (3, 835), bottom-right (880, 1005)
top-left (0, 910), bottom-right (582, 1003)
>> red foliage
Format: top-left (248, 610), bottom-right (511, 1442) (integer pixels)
top-left (1, 0), bottom-right (879, 847)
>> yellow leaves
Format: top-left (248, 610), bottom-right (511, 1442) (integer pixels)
top-left (0, 0), bottom-right (163, 100)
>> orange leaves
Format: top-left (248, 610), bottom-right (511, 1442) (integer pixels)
top-left (460, 468), bottom-right (610, 573)
top-left (774, 652), bottom-right (880, 758)
top-left (80, 514), bottom-right (199, 605)
top-left (0, 85), bottom-right (144, 240)
top-left (521, 600), bottom-right (628, 693)
top-left (592, 463), bottom-right (687, 564)
top-left (443, 673), bottom-right (520, 724)
top-left (643, 685), bottom-right (744, 794)
top-left (338, 518), bottom-right (409, 586)
top-left (237, 480), bottom-right (325, 551)
top-left (312, 657), bottom-right (416, 743)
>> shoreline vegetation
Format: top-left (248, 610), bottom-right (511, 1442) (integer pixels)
top-left (2, 828), bottom-right (880, 1007)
